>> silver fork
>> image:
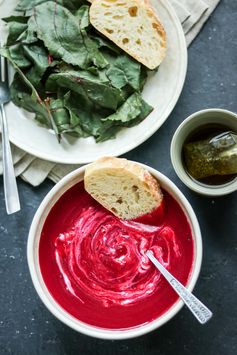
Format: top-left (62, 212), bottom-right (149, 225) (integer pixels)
top-left (0, 48), bottom-right (20, 214)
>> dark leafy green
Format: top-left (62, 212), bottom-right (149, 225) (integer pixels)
top-left (65, 92), bottom-right (107, 134)
top-left (1, 0), bottom-right (153, 142)
top-left (106, 55), bottom-right (141, 90)
top-left (16, 0), bottom-right (85, 12)
top-left (91, 35), bottom-right (120, 54)
top-left (3, 16), bottom-right (29, 46)
top-left (46, 67), bottom-right (125, 110)
top-left (16, 0), bottom-right (48, 11)
top-left (18, 16), bottom-right (38, 44)
top-left (76, 5), bottom-right (90, 29)
top-left (8, 43), bottom-right (31, 68)
top-left (103, 92), bottom-right (152, 123)
top-left (10, 71), bottom-right (61, 140)
top-left (0, 47), bottom-right (60, 140)
top-left (31, 2), bottom-right (107, 69)
top-left (10, 73), bottom-right (50, 125)
top-left (23, 43), bottom-right (49, 85)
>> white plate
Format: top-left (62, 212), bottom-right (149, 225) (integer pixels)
top-left (0, 0), bottom-right (187, 164)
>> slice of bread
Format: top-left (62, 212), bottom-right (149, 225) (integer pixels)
top-left (89, 0), bottom-right (166, 70)
top-left (84, 157), bottom-right (163, 220)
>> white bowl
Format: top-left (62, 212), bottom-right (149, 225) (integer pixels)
top-left (170, 108), bottom-right (237, 196)
top-left (27, 163), bottom-right (202, 340)
top-left (2, 0), bottom-right (187, 164)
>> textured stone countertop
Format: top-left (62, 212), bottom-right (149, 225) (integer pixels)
top-left (0, 0), bottom-right (237, 354)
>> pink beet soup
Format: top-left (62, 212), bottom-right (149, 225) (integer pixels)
top-left (39, 181), bottom-right (194, 329)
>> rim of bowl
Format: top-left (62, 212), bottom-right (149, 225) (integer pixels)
top-left (170, 108), bottom-right (237, 196)
top-left (27, 163), bottom-right (202, 340)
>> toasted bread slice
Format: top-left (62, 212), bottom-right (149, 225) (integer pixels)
top-left (89, 0), bottom-right (166, 70)
top-left (84, 157), bottom-right (163, 220)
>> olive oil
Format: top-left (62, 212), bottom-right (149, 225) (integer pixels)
top-left (182, 124), bottom-right (237, 186)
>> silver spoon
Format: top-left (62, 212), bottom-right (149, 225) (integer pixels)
top-left (146, 250), bottom-right (212, 324)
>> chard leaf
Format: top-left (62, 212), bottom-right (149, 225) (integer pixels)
top-left (76, 5), bottom-right (90, 29)
top-left (35, 113), bottom-right (48, 125)
top-left (106, 55), bottom-right (141, 90)
top-left (106, 66), bottom-right (127, 90)
top-left (62, 92), bottom-right (91, 137)
top-left (95, 125), bottom-right (121, 143)
top-left (2, 16), bottom-right (29, 46)
top-left (0, 47), bottom-right (60, 140)
top-left (31, 2), bottom-right (107, 69)
top-left (64, 92), bottom-right (114, 139)
top-left (23, 43), bottom-right (49, 86)
top-left (10, 73), bottom-right (49, 120)
top-left (18, 16), bottom-right (39, 44)
top-left (91, 36), bottom-right (120, 54)
top-left (102, 93), bottom-right (143, 123)
top-left (16, 0), bottom-right (86, 12)
top-left (102, 92), bottom-right (153, 126)
top-left (16, 0), bottom-right (49, 11)
top-left (17, 29), bottom-right (38, 45)
top-left (140, 66), bottom-right (148, 90)
top-left (124, 97), bottom-right (153, 127)
top-left (67, 110), bottom-right (90, 138)
top-left (61, 0), bottom-right (86, 13)
top-left (76, 5), bottom-right (108, 68)
top-left (49, 99), bottom-right (71, 133)
top-left (8, 44), bottom-right (31, 68)
top-left (46, 69), bottom-right (124, 110)
top-left (3, 15), bottom-right (28, 23)
top-left (83, 34), bottom-right (108, 68)
top-left (87, 66), bottom-right (99, 75)
top-left (0, 47), bottom-right (38, 100)
top-left (32, 2), bottom-right (87, 68)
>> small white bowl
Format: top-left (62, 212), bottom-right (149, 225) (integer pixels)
top-left (27, 163), bottom-right (202, 340)
top-left (171, 108), bottom-right (237, 196)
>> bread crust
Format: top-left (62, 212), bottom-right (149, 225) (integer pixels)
top-left (89, 0), bottom-right (166, 70)
top-left (84, 157), bottom-right (163, 220)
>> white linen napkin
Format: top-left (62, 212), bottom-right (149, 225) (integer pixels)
top-left (0, 0), bottom-right (221, 186)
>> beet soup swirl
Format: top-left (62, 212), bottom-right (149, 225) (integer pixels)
top-left (54, 204), bottom-right (181, 307)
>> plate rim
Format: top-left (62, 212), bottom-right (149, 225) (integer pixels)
top-left (3, 0), bottom-right (188, 164)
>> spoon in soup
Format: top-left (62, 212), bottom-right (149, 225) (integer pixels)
top-left (146, 250), bottom-right (213, 324)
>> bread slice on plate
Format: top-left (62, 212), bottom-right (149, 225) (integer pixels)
top-left (89, 0), bottom-right (166, 70)
top-left (84, 157), bottom-right (163, 220)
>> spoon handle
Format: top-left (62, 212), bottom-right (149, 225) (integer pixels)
top-left (0, 104), bottom-right (20, 214)
top-left (146, 251), bottom-right (212, 324)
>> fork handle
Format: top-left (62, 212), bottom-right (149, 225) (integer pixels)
top-left (0, 103), bottom-right (20, 214)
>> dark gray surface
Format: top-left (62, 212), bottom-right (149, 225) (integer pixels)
top-left (1, 1), bottom-right (237, 354)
